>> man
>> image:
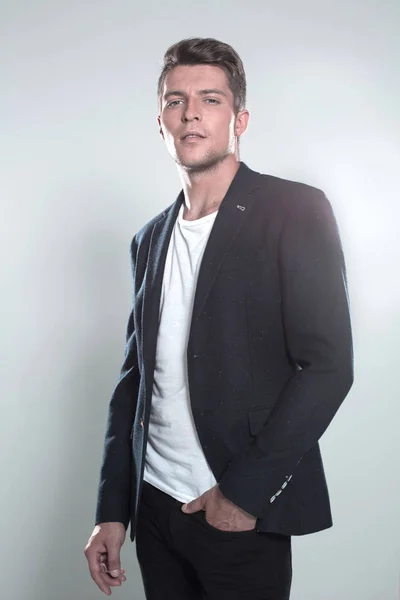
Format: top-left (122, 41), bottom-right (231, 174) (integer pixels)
top-left (84, 37), bottom-right (354, 600)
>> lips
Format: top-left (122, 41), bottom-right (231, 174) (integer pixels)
top-left (181, 132), bottom-right (205, 140)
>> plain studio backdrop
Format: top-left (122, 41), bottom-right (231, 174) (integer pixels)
top-left (1, 1), bottom-right (399, 599)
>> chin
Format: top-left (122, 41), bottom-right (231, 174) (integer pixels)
top-left (175, 151), bottom-right (228, 173)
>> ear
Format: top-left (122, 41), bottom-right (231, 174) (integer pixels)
top-left (234, 109), bottom-right (250, 137)
top-left (157, 116), bottom-right (165, 140)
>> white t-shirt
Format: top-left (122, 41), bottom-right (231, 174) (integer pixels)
top-left (143, 203), bottom-right (218, 502)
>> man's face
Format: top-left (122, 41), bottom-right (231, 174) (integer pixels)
top-left (158, 64), bottom-right (248, 171)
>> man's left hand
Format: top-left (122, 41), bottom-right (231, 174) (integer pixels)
top-left (181, 484), bottom-right (257, 532)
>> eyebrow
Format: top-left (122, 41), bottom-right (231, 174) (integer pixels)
top-left (163, 88), bottom-right (228, 101)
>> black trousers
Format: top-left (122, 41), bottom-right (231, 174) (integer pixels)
top-left (135, 480), bottom-right (292, 600)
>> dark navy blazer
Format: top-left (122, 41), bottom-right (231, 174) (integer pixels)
top-left (95, 162), bottom-right (354, 542)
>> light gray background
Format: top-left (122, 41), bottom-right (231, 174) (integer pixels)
top-left (1, 1), bottom-right (399, 599)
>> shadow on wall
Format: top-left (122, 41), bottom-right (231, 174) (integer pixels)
top-left (31, 182), bottom-right (145, 600)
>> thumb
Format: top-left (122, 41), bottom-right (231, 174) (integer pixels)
top-left (106, 546), bottom-right (122, 578)
top-left (182, 498), bottom-right (202, 513)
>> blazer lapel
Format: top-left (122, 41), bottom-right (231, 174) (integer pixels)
top-left (141, 162), bottom-right (260, 363)
top-left (190, 162), bottom-right (260, 322)
top-left (141, 191), bottom-right (183, 362)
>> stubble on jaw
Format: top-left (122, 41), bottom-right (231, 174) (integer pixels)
top-left (174, 148), bottom-right (231, 175)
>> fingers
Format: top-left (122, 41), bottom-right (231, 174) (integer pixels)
top-left (85, 546), bottom-right (126, 595)
top-left (106, 545), bottom-right (122, 577)
top-left (86, 551), bottom-right (113, 596)
top-left (99, 567), bottom-right (127, 587)
top-left (88, 559), bottom-right (126, 594)
top-left (100, 558), bottom-right (126, 583)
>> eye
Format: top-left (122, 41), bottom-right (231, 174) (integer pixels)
top-left (205, 98), bottom-right (220, 104)
top-left (166, 100), bottom-right (183, 108)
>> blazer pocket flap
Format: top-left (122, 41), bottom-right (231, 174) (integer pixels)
top-left (248, 406), bottom-right (274, 436)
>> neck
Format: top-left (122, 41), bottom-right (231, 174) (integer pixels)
top-left (177, 155), bottom-right (241, 221)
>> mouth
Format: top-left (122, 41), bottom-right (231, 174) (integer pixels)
top-left (181, 132), bottom-right (205, 141)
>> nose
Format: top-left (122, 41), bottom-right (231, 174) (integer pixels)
top-left (182, 98), bottom-right (201, 123)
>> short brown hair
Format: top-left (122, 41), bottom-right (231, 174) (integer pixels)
top-left (157, 37), bottom-right (247, 114)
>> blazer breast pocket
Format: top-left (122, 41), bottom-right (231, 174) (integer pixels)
top-left (248, 405), bottom-right (274, 437)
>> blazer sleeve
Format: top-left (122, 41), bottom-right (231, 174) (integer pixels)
top-left (218, 190), bottom-right (354, 518)
top-left (95, 237), bottom-right (141, 529)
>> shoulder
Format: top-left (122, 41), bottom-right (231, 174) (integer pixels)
top-left (250, 169), bottom-right (335, 226)
top-left (256, 170), bottom-right (327, 207)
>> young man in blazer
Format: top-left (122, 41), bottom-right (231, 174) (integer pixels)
top-left (84, 37), bottom-right (354, 599)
